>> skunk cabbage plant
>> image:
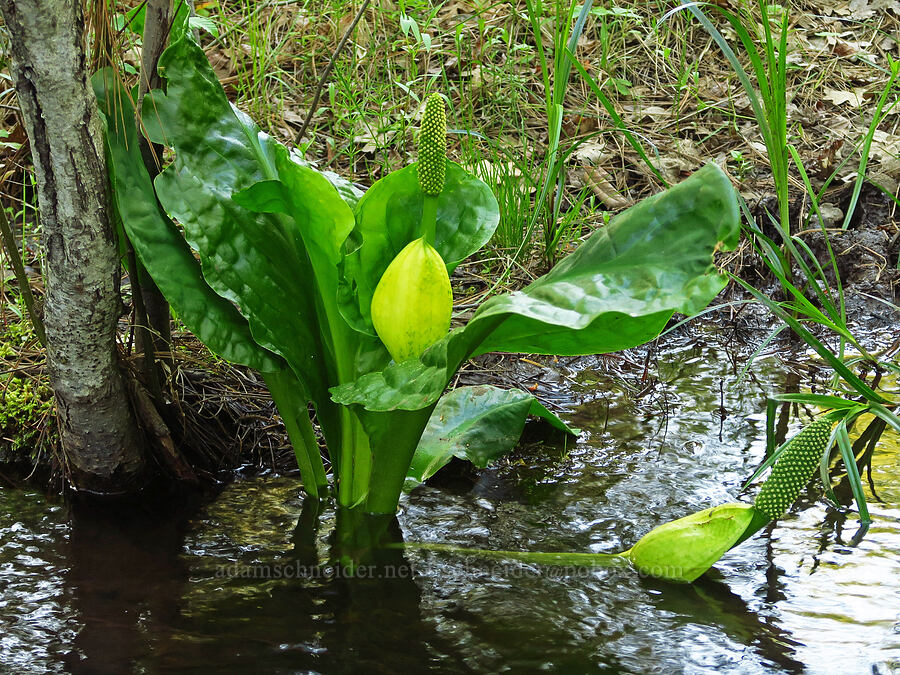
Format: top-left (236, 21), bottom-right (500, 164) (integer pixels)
top-left (95, 17), bottom-right (740, 521)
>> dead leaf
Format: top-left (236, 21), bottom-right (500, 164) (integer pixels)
top-left (582, 166), bottom-right (629, 209)
top-left (846, 0), bottom-right (900, 20)
top-left (823, 88), bottom-right (866, 107)
top-left (572, 140), bottom-right (610, 164)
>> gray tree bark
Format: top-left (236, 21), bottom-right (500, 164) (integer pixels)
top-left (0, 0), bottom-right (145, 492)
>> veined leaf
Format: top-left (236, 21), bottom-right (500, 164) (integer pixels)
top-left (472, 163), bottom-right (738, 355)
top-left (406, 385), bottom-right (575, 487)
top-left (92, 69), bottom-right (282, 373)
top-left (142, 31), bottom-right (349, 407)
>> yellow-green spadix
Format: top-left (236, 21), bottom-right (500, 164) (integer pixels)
top-left (371, 237), bottom-right (452, 362)
top-left (625, 503), bottom-right (757, 583)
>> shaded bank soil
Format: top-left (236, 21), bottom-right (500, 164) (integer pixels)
top-left (746, 182), bottom-right (900, 307)
top-left (0, 335), bottom-right (304, 490)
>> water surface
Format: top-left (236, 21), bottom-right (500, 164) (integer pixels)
top-left (1, 331), bottom-right (898, 673)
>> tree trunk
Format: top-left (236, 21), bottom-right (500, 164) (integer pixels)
top-left (0, 0), bottom-right (145, 492)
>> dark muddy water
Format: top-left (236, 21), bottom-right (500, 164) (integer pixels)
top-left (1, 331), bottom-right (898, 673)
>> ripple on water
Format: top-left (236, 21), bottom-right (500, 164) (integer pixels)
top-left (0, 334), bottom-right (897, 673)
top-left (0, 493), bottom-right (74, 674)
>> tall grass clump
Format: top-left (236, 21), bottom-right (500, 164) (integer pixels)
top-left (664, 0), bottom-right (792, 281)
top-left (521, 0), bottom-right (595, 267)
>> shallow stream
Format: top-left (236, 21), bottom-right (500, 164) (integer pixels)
top-left (1, 329), bottom-right (898, 673)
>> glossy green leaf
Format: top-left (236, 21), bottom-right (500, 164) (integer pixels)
top-left (142, 32), bottom-right (344, 406)
top-left (338, 164), bottom-right (738, 514)
top-left (92, 70), bottom-right (282, 372)
top-left (231, 165), bottom-right (354, 269)
top-left (471, 163), bottom-right (739, 355)
top-left (835, 420), bottom-right (871, 524)
top-left (332, 164), bottom-right (741, 413)
top-left (230, 160), bottom-right (390, 484)
top-left (338, 161), bottom-right (500, 334)
top-left (626, 503), bottom-right (757, 583)
top-left (406, 385), bottom-right (574, 486)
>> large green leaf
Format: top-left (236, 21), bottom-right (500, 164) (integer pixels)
top-left (332, 163), bottom-right (741, 413)
top-left (231, 162), bottom-right (391, 495)
top-left (141, 31), bottom-right (353, 408)
top-left (92, 70), bottom-right (282, 372)
top-left (338, 162), bottom-right (500, 334)
top-left (471, 163), bottom-right (739, 355)
top-left (406, 385), bottom-right (574, 486)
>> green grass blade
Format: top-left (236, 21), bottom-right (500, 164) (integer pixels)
top-left (739, 197), bottom-right (788, 273)
top-left (820, 419), bottom-right (843, 506)
top-left (788, 146), bottom-right (845, 322)
top-left (735, 325), bottom-right (787, 388)
top-left (570, 56), bottom-right (668, 186)
top-left (842, 56), bottom-right (900, 230)
top-left (870, 403), bottom-right (900, 435)
top-left (524, 0), bottom-right (552, 114)
top-left (767, 393), bottom-right (861, 408)
top-left (663, 1), bottom-right (773, 158)
top-left (835, 420), bottom-right (871, 523)
top-left (730, 275), bottom-right (889, 403)
top-left (788, 236), bottom-right (840, 320)
top-left (739, 258), bottom-right (863, 353)
top-left (557, 0), bottom-right (593, 99)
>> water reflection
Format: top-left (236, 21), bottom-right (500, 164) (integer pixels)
top-left (0, 330), bottom-right (897, 672)
top-left (0, 490), bottom-right (73, 673)
top-left (648, 574), bottom-right (805, 672)
top-left (62, 499), bottom-right (190, 672)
